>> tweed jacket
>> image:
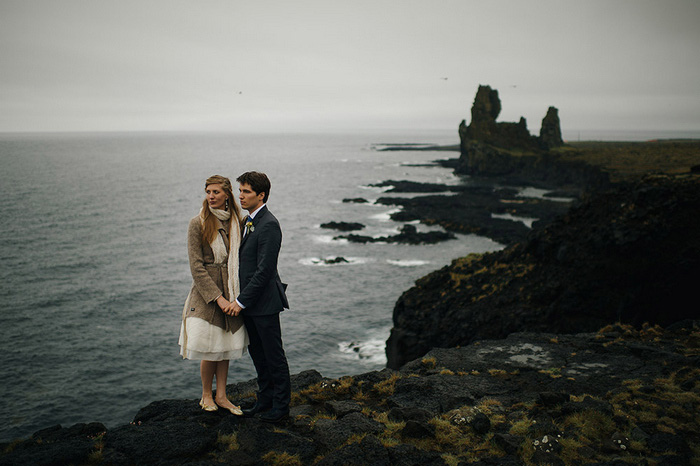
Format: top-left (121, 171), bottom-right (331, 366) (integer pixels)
top-left (184, 215), bottom-right (243, 333)
top-left (238, 206), bottom-right (289, 316)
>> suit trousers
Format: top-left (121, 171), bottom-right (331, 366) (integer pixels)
top-left (243, 313), bottom-right (291, 410)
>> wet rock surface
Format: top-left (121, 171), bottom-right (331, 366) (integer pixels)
top-left (3, 325), bottom-right (698, 465)
top-left (336, 224), bottom-right (456, 245)
top-left (374, 183), bottom-right (571, 245)
top-left (386, 174), bottom-right (700, 370)
top-left (320, 221), bottom-right (365, 231)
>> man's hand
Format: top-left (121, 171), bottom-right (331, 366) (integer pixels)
top-left (216, 296), bottom-right (235, 316)
top-left (230, 302), bottom-right (243, 317)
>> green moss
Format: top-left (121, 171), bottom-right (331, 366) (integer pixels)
top-left (562, 410), bottom-right (616, 443)
top-left (261, 451), bottom-right (303, 465)
top-left (217, 432), bottom-right (239, 451)
top-left (421, 357), bottom-right (437, 369)
top-left (374, 374), bottom-right (401, 396)
top-left (509, 417), bottom-right (534, 435)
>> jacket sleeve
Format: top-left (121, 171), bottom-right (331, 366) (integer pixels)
top-left (187, 217), bottom-right (222, 303)
top-left (237, 219), bottom-right (281, 308)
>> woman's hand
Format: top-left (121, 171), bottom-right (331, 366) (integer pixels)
top-left (216, 296), bottom-right (234, 315)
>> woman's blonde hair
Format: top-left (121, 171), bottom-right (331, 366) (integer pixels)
top-left (201, 175), bottom-right (240, 246)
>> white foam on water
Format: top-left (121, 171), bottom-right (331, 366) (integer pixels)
top-left (360, 184), bottom-right (394, 193)
top-left (369, 208), bottom-right (401, 221)
top-left (299, 256), bottom-right (372, 266)
top-left (311, 234), bottom-right (349, 244)
top-left (337, 338), bottom-right (387, 365)
top-left (386, 259), bottom-right (430, 267)
top-left (517, 187), bottom-right (574, 203)
top-left (491, 213), bottom-right (538, 228)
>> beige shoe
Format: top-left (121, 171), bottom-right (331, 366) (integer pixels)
top-left (199, 399), bottom-right (219, 412)
top-left (223, 404), bottom-right (243, 416)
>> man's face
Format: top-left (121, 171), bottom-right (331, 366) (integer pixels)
top-left (239, 183), bottom-right (265, 212)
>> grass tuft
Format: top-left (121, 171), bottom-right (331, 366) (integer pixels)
top-left (261, 451), bottom-right (303, 466)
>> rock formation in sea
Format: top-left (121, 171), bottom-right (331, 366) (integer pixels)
top-left (457, 85), bottom-right (607, 190)
top-left (540, 106), bottom-right (563, 149)
top-left (336, 224), bottom-right (456, 245)
top-left (386, 174), bottom-right (700, 370)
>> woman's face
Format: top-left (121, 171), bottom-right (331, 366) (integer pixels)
top-left (205, 183), bottom-right (228, 210)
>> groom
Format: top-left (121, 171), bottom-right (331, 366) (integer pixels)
top-left (230, 171), bottom-right (291, 423)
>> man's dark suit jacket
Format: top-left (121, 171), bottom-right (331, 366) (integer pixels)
top-left (238, 205), bottom-right (288, 315)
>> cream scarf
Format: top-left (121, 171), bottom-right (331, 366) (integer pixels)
top-left (204, 206), bottom-right (241, 302)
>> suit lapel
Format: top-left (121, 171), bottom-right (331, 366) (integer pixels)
top-left (240, 205), bottom-right (268, 250)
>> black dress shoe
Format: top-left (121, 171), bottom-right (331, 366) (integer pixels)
top-left (241, 402), bottom-right (271, 417)
top-left (260, 408), bottom-right (289, 423)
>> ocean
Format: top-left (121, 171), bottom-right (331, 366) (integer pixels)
top-left (0, 130), bottom-right (499, 442)
top-left (2, 128), bottom-right (696, 442)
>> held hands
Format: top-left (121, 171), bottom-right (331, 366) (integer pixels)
top-left (230, 302), bottom-right (243, 317)
top-left (216, 296), bottom-right (242, 316)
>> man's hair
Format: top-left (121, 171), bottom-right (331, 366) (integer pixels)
top-left (237, 171), bottom-right (271, 203)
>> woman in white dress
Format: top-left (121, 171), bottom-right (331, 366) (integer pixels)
top-left (179, 175), bottom-right (248, 414)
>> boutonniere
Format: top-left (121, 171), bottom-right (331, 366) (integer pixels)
top-left (245, 221), bottom-right (254, 233)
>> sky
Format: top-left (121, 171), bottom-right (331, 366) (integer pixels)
top-left (1, 0), bottom-right (699, 134)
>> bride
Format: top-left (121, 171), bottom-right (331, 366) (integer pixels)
top-left (179, 175), bottom-right (248, 414)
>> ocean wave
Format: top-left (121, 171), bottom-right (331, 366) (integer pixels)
top-left (369, 208), bottom-right (401, 221)
top-left (386, 259), bottom-right (430, 267)
top-left (299, 256), bottom-right (373, 266)
top-left (516, 187), bottom-right (573, 203)
top-left (491, 212), bottom-right (537, 228)
top-left (337, 338), bottom-right (387, 364)
top-left (360, 184), bottom-right (393, 193)
top-left (311, 234), bottom-right (349, 244)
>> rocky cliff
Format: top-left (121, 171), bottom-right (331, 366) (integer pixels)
top-left (2, 323), bottom-right (698, 465)
top-left (386, 174), bottom-right (700, 370)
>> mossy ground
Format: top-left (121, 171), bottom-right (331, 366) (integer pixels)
top-left (204, 323), bottom-right (699, 465)
top-left (555, 140), bottom-right (700, 182)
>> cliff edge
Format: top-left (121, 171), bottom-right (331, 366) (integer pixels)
top-left (386, 174), bottom-right (700, 370)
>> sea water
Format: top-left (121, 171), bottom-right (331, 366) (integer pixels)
top-left (0, 130), bottom-right (507, 441)
top-left (2, 128), bottom-right (698, 441)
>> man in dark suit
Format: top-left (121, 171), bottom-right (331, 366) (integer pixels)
top-left (229, 171), bottom-right (290, 423)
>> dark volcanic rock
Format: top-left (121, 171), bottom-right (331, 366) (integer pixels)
top-left (313, 412), bottom-right (384, 449)
top-left (3, 325), bottom-right (698, 466)
top-left (343, 197), bottom-right (369, 203)
top-left (457, 139), bottom-right (609, 190)
top-left (337, 224), bottom-right (456, 245)
top-left (103, 420), bottom-right (218, 465)
top-left (0, 423), bottom-right (106, 466)
top-left (320, 221), bottom-right (365, 231)
top-left (370, 180), bottom-right (462, 193)
top-left (459, 84), bottom-right (540, 151)
top-left (386, 175), bottom-right (700, 369)
top-left (315, 435), bottom-right (390, 466)
top-left (456, 85), bottom-right (609, 191)
top-left (321, 256), bottom-right (350, 264)
top-left (540, 106), bottom-right (564, 149)
top-left (376, 185), bottom-right (570, 245)
top-left (387, 374), bottom-right (475, 413)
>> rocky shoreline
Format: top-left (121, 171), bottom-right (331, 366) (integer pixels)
top-left (2, 323), bottom-right (698, 465)
top-left (385, 174), bottom-right (700, 370)
top-left (5, 86), bottom-right (700, 464)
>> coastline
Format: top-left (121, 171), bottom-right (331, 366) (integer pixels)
top-left (3, 135), bottom-right (700, 464)
top-left (2, 323), bottom-right (697, 465)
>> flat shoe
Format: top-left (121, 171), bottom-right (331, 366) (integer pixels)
top-left (223, 404), bottom-right (243, 416)
top-left (199, 399), bottom-right (218, 412)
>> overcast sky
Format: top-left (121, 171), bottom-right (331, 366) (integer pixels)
top-left (1, 0), bottom-right (699, 134)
